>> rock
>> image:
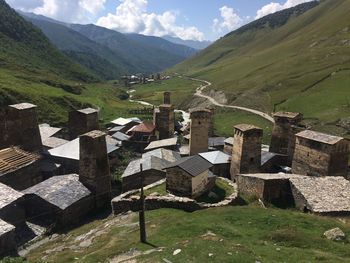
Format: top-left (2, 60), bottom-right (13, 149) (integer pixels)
top-left (173, 249), bottom-right (182, 256)
top-left (324, 227), bottom-right (346, 241)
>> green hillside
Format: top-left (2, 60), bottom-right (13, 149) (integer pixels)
top-left (0, 0), bottom-right (133, 125)
top-left (172, 0), bottom-right (350, 136)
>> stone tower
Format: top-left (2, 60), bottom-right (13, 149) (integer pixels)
top-left (0, 103), bottom-right (42, 153)
top-left (158, 92), bottom-right (175, 140)
top-left (189, 109), bottom-right (211, 155)
top-left (230, 124), bottom-right (263, 180)
top-left (79, 130), bottom-right (111, 208)
top-left (270, 112), bottom-right (303, 165)
top-left (69, 108), bottom-right (99, 140)
top-left (207, 107), bottom-right (215, 137)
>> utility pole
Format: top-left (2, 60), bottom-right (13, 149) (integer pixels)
top-left (139, 163), bottom-right (147, 243)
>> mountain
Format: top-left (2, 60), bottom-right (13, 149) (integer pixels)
top-left (172, 0), bottom-right (350, 136)
top-left (20, 12), bottom-right (131, 79)
top-left (69, 24), bottom-right (191, 74)
top-left (163, 35), bottom-right (212, 50)
top-left (126, 33), bottom-right (198, 58)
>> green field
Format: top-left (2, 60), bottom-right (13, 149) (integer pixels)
top-left (130, 77), bottom-right (199, 109)
top-left (20, 206), bottom-right (350, 263)
top-left (171, 0), bottom-right (350, 138)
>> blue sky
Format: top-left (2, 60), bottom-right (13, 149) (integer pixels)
top-left (6, 0), bottom-right (314, 40)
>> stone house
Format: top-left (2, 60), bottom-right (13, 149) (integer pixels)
top-left (0, 147), bottom-right (42, 191)
top-left (22, 174), bottom-right (92, 226)
top-left (292, 130), bottom-right (349, 177)
top-left (0, 219), bottom-right (16, 257)
top-left (0, 183), bottom-right (26, 227)
top-left (127, 122), bottom-right (156, 142)
top-left (166, 155), bottom-right (213, 198)
top-left (199, 151), bottom-right (231, 178)
top-left (122, 156), bottom-right (171, 192)
top-left (237, 173), bottom-right (294, 207)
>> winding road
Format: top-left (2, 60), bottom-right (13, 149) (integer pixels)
top-left (183, 76), bottom-right (275, 123)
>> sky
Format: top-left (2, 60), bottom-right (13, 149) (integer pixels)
top-left (6, 0), bottom-right (315, 41)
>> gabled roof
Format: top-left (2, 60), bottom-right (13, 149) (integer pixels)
top-left (0, 147), bottom-right (41, 176)
top-left (142, 148), bottom-right (181, 163)
top-left (167, 155), bottom-right (212, 177)
top-left (145, 137), bottom-right (178, 151)
top-left (77, 108), bottom-right (98, 115)
top-left (112, 132), bottom-right (131, 142)
top-left (42, 137), bottom-right (69, 149)
top-left (224, 137), bottom-right (234, 145)
top-left (110, 117), bottom-right (141, 126)
top-left (109, 126), bottom-right (126, 133)
top-left (0, 219), bottom-right (15, 235)
top-left (48, 138), bottom-right (119, 161)
top-left (0, 183), bottom-right (24, 209)
top-left (39, 124), bottom-right (62, 142)
top-left (296, 130), bottom-right (344, 145)
top-left (127, 122), bottom-right (155, 134)
top-left (122, 156), bottom-right (170, 178)
top-left (208, 137), bottom-right (226, 147)
top-left (199, 151), bottom-right (230, 164)
top-left (261, 151), bottom-right (280, 166)
top-left (23, 174), bottom-right (91, 210)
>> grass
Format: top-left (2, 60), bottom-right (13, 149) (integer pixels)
top-left (23, 206), bottom-right (350, 263)
top-left (213, 108), bottom-right (273, 144)
top-left (130, 77), bottom-right (199, 109)
top-left (195, 178), bottom-right (234, 204)
top-left (170, 0), bottom-right (350, 138)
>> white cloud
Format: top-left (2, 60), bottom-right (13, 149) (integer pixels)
top-left (6, 0), bottom-right (106, 23)
top-left (96, 0), bottom-right (204, 41)
top-left (212, 6), bottom-right (242, 33)
top-left (255, 0), bottom-right (315, 19)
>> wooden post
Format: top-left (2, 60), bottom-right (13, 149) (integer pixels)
top-left (139, 163), bottom-right (147, 243)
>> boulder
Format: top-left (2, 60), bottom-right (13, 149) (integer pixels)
top-left (323, 227), bottom-right (346, 241)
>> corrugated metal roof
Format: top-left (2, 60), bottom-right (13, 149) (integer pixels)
top-left (39, 124), bottom-right (62, 142)
top-left (23, 174), bottom-right (91, 210)
top-left (167, 155), bottom-right (212, 177)
top-left (145, 137), bottom-right (178, 151)
top-left (109, 126), bottom-right (125, 132)
top-left (112, 132), bottom-right (130, 142)
top-left (199, 151), bottom-right (230, 164)
top-left (0, 147), bottom-right (41, 175)
top-left (0, 183), bottom-right (24, 209)
top-left (0, 219), bottom-right (15, 235)
top-left (208, 137), bottom-right (225, 147)
top-left (110, 117), bottom-right (141, 126)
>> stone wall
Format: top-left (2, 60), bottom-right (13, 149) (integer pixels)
top-left (112, 178), bottom-right (239, 215)
top-left (122, 170), bottom-right (166, 193)
top-left (166, 167), bottom-right (192, 197)
top-left (211, 163), bottom-right (231, 179)
top-left (0, 201), bottom-right (26, 227)
top-left (192, 170), bottom-right (209, 198)
top-left (0, 161), bottom-right (42, 191)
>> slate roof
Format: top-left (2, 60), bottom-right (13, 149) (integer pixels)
top-left (261, 151), bottom-right (281, 166)
top-left (110, 117), bottom-right (141, 126)
top-left (112, 132), bottom-right (131, 142)
top-left (42, 137), bottom-right (69, 149)
top-left (199, 151), bottom-right (230, 164)
top-left (142, 148), bottom-right (181, 163)
top-left (167, 155), bottom-right (212, 177)
top-left (296, 130), bottom-right (344, 145)
top-left (0, 183), bottom-right (24, 209)
top-left (0, 219), bottom-right (15, 235)
top-left (23, 174), bottom-right (91, 210)
top-left (77, 108), bottom-right (98, 115)
top-left (235, 124), bottom-right (262, 132)
top-left (208, 137), bottom-right (226, 147)
top-left (273, 111), bottom-right (302, 119)
top-left (289, 176), bottom-right (350, 213)
top-left (224, 137), bottom-right (234, 145)
top-left (9, 103), bottom-right (36, 110)
top-left (39, 124), bottom-right (62, 142)
top-left (47, 138), bottom-right (119, 161)
top-left (145, 137), bottom-right (178, 151)
top-left (0, 147), bottom-right (41, 176)
top-left (122, 156), bottom-right (170, 178)
top-left (109, 126), bottom-right (126, 133)
top-left (239, 173), bottom-right (293, 180)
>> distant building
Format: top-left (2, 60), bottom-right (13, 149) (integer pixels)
top-left (189, 109), bottom-right (211, 155)
top-left (0, 147), bottom-right (41, 190)
top-left (292, 130), bottom-right (349, 177)
top-left (109, 117), bottom-right (141, 133)
top-left (166, 155), bottom-right (213, 198)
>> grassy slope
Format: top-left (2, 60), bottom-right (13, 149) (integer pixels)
top-left (171, 0), bottom-right (350, 137)
top-left (0, 0), bottom-right (139, 126)
top-left (24, 206), bottom-right (350, 263)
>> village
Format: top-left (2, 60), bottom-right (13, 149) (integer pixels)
top-left (0, 90), bottom-right (350, 258)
